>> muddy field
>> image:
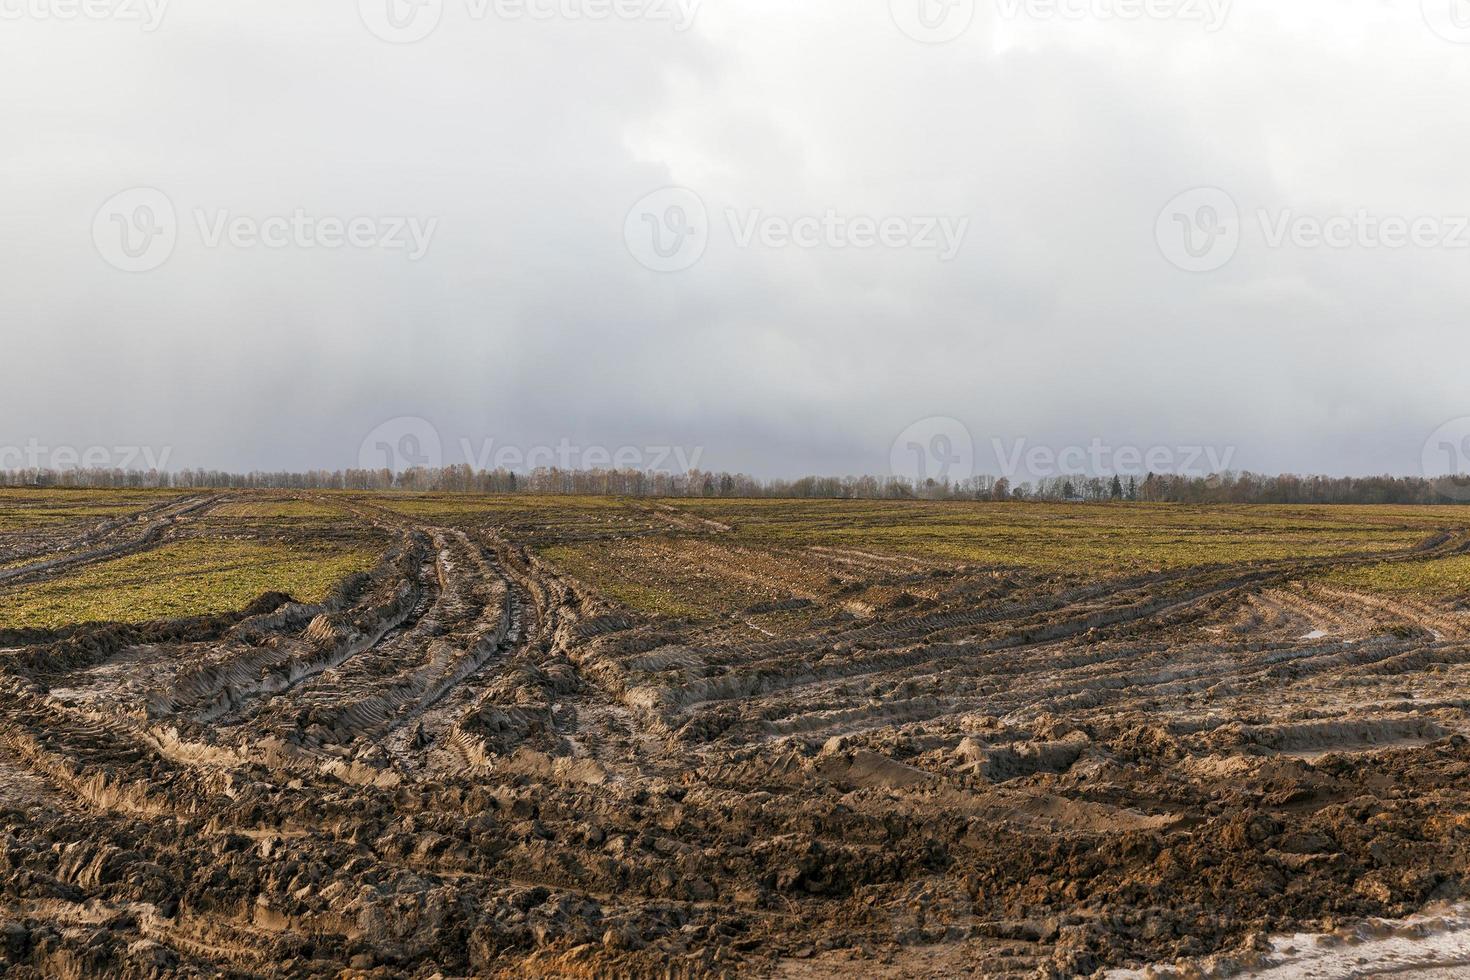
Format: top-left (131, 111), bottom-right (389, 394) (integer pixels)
top-left (2, 490), bottom-right (1470, 977)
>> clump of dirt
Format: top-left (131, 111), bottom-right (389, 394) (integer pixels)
top-left (2, 497), bottom-right (1470, 977)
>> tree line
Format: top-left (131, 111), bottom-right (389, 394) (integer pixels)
top-left (3, 465), bottom-right (1469, 505)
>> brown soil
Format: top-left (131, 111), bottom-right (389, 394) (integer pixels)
top-left (2, 496), bottom-right (1470, 977)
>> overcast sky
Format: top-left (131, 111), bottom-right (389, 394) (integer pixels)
top-left (4, 0), bottom-right (1470, 482)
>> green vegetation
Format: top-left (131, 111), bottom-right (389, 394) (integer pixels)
top-left (662, 500), bottom-right (1444, 572)
top-left (4, 490), bottom-right (1466, 625)
top-left (0, 489), bottom-right (174, 530)
top-left (374, 493), bottom-right (630, 520)
top-left (1321, 554), bottom-right (1470, 599)
top-left (539, 544), bottom-right (706, 618)
top-left (400, 497), bottom-right (1467, 617)
top-left (211, 499), bottom-right (347, 520)
top-left (584, 580), bottom-right (705, 620)
top-left (0, 539), bottom-right (378, 630)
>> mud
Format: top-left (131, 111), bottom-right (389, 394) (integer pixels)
top-left (2, 496), bottom-right (1470, 977)
top-left (0, 494), bottom-right (222, 587)
top-left (1107, 902), bottom-right (1470, 978)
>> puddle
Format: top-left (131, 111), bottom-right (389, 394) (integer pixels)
top-left (1108, 903), bottom-right (1470, 979)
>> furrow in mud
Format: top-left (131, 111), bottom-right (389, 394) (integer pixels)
top-left (4, 499), bottom-right (1470, 978)
top-left (0, 493), bottom-right (225, 589)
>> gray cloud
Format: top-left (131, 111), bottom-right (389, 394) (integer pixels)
top-left (2, 0), bottom-right (1467, 480)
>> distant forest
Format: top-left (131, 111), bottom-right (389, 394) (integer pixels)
top-left (4, 466), bottom-right (1470, 505)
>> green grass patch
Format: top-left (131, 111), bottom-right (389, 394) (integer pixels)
top-left (1321, 554), bottom-right (1470, 598)
top-left (211, 500), bottom-right (347, 519)
top-left (0, 539), bottom-right (380, 630)
top-left (539, 544), bottom-right (705, 618)
top-left (594, 581), bottom-right (706, 619)
top-left (662, 501), bottom-right (1443, 572)
top-left (0, 489), bottom-right (184, 530)
top-left (371, 493), bottom-right (630, 520)
top-left (0, 504), bottom-right (154, 530)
